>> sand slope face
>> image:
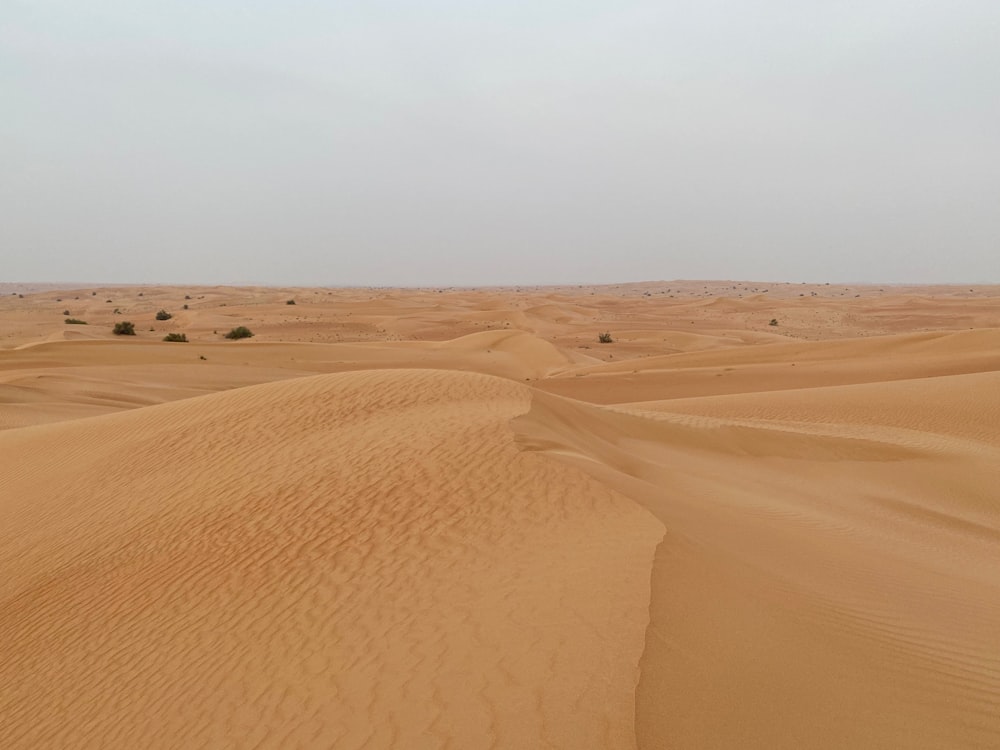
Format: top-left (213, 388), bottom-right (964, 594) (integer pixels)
top-left (514, 374), bottom-right (1000, 749)
top-left (0, 369), bottom-right (661, 749)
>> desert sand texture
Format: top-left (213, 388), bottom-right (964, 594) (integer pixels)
top-left (2, 280), bottom-right (999, 749)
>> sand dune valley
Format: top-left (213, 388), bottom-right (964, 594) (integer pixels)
top-left (2, 279), bottom-right (1000, 749)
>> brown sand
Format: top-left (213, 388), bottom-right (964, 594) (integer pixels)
top-left (1, 281), bottom-right (999, 748)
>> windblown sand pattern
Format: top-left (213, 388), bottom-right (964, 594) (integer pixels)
top-left (2, 281), bottom-right (999, 748)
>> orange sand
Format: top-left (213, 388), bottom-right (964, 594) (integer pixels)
top-left (1, 281), bottom-right (998, 748)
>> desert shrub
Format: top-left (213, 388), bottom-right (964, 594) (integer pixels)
top-left (65, 318), bottom-right (88, 325)
top-left (185, 294), bottom-right (191, 300)
top-left (113, 321), bottom-right (136, 336)
top-left (183, 304), bottom-right (189, 309)
top-left (62, 309), bottom-right (70, 316)
top-left (598, 331), bottom-right (613, 343)
top-left (163, 332), bottom-right (188, 342)
top-left (286, 299), bottom-right (296, 305)
top-left (155, 309), bottom-right (172, 321)
top-left (769, 318), bottom-right (779, 326)
top-left (224, 326), bottom-right (254, 340)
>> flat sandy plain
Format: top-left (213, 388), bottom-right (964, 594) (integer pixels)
top-left (2, 280), bottom-right (999, 749)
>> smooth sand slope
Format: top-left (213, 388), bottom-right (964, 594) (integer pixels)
top-left (516, 376), bottom-right (1000, 748)
top-left (2, 281), bottom-right (999, 748)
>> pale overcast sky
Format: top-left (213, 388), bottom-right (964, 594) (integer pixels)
top-left (2, 1), bottom-right (998, 285)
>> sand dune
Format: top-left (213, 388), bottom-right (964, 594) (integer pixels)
top-left (515, 381), bottom-right (1000, 748)
top-left (2, 281), bottom-right (999, 748)
top-left (538, 328), bottom-right (1000, 403)
top-left (0, 370), bottom-right (660, 748)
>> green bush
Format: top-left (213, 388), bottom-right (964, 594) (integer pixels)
top-left (65, 318), bottom-right (88, 325)
top-left (286, 299), bottom-right (296, 305)
top-left (156, 309), bottom-right (172, 321)
top-left (224, 326), bottom-right (254, 340)
top-left (769, 318), bottom-right (779, 326)
top-left (598, 332), bottom-right (613, 343)
top-left (113, 321), bottom-right (136, 336)
top-left (62, 309), bottom-right (70, 316)
top-left (163, 332), bottom-right (188, 342)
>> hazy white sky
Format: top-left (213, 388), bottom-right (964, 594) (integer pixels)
top-left (3, 1), bottom-right (998, 285)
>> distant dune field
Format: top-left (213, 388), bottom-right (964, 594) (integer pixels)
top-left (2, 281), bottom-right (999, 748)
